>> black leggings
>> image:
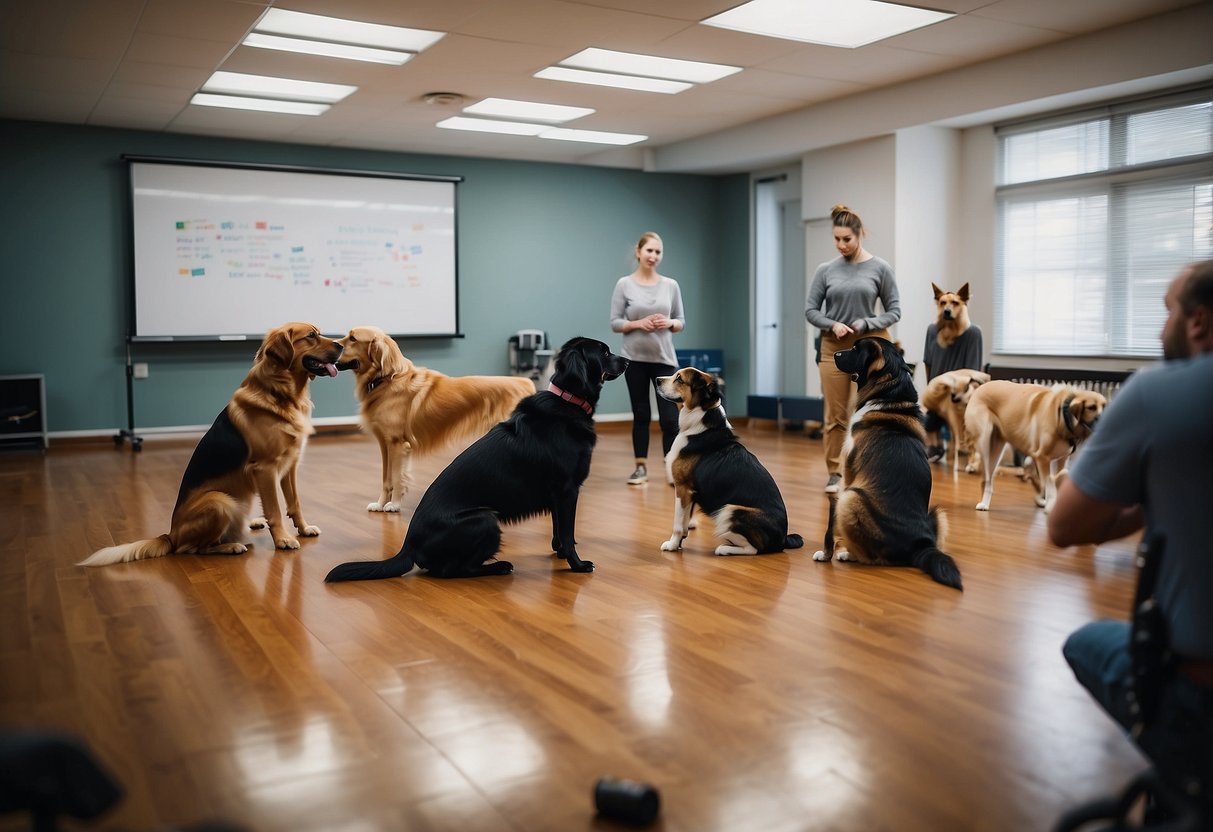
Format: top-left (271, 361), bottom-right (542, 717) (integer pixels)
top-left (624, 360), bottom-right (680, 460)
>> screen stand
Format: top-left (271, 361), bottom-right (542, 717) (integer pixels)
top-left (113, 340), bottom-right (142, 452)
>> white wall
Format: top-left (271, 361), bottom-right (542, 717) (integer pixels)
top-left (894, 125), bottom-right (963, 385)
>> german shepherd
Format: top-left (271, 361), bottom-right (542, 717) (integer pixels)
top-left (932, 282), bottom-right (971, 349)
top-left (80, 323), bottom-right (345, 565)
top-left (656, 367), bottom-right (804, 556)
top-left (324, 337), bottom-right (628, 580)
top-left (813, 337), bottom-right (963, 590)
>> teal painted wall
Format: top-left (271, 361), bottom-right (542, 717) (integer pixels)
top-left (1, 120), bottom-right (752, 433)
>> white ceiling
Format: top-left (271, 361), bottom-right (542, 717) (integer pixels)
top-left (0, 0), bottom-right (1207, 174)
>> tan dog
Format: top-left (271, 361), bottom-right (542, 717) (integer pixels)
top-left (921, 368), bottom-right (990, 472)
top-left (338, 325), bottom-right (535, 512)
top-left (964, 380), bottom-right (1106, 512)
top-left (932, 282), bottom-right (971, 348)
top-left (81, 322), bottom-right (345, 565)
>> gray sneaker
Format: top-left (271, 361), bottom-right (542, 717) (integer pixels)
top-left (627, 464), bottom-right (648, 485)
top-left (824, 474), bottom-right (842, 493)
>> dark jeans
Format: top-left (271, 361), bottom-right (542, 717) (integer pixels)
top-left (1064, 620), bottom-right (1213, 822)
top-left (624, 360), bottom-right (679, 460)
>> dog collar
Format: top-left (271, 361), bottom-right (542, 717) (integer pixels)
top-left (548, 382), bottom-right (593, 415)
top-left (366, 375), bottom-right (390, 393)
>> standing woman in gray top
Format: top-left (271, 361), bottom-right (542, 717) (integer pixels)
top-left (805, 204), bottom-right (901, 493)
top-left (610, 231), bottom-right (685, 485)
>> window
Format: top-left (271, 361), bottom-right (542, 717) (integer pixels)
top-left (995, 89), bottom-right (1213, 357)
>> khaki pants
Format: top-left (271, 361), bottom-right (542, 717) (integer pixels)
top-left (817, 328), bottom-right (890, 476)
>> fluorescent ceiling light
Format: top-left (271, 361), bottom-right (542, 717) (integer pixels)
top-left (559, 48), bottom-right (741, 84)
top-left (254, 8), bottom-right (445, 52)
top-left (463, 97), bottom-right (594, 123)
top-left (436, 117), bottom-right (548, 136)
top-left (190, 93), bottom-right (329, 116)
top-left (539, 128), bottom-right (647, 146)
top-left (242, 32), bottom-right (412, 65)
top-left (534, 67), bottom-right (692, 95)
top-left (701, 0), bottom-right (955, 48)
top-left (201, 71), bottom-right (357, 103)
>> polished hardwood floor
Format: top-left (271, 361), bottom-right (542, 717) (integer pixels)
top-left (0, 419), bottom-right (1145, 832)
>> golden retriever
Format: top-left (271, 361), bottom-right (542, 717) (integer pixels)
top-left (964, 380), bottom-right (1106, 512)
top-left (338, 325), bottom-right (536, 512)
top-left (80, 322), bottom-right (345, 565)
top-left (921, 368), bottom-right (990, 472)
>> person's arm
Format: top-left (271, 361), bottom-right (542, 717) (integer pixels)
top-left (922, 327), bottom-right (935, 380)
top-left (667, 279), bottom-right (685, 333)
top-left (864, 261), bottom-right (902, 331)
top-left (1048, 476), bottom-right (1144, 547)
top-left (610, 281), bottom-right (631, 334)
top-left (805, 265), bottom-right (834, 330)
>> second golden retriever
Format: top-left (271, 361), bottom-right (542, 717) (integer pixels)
top-left (339, 325), bottom-right (536, 511)
top-left (964, 380), bottom-right (1106, 512)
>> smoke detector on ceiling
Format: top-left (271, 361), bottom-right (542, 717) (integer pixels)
top-left (422, 92), bottom-right (465, 106)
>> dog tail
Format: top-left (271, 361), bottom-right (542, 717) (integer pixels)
top-left (325, 549), bottom-right (415, 582)
top-left (911, 545), bottom-right (963, 590)
top-left (784, 533), bottom-right (805, 549)
top-left (79, 535), bottom-right (173, 567)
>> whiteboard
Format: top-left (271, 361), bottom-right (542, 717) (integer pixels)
top-left (127, 159), bottom-right (460, 340)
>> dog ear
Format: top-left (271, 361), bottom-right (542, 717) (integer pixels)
top-left (556, 345), bottom-right (588, 387)
top-left (932, 282), bottom-right (944, 301)
top-left (258, 328), bottom-right (294, 367)
top-left (958, 283), bottom-right (970, 302)
top-left (373, 333), bottom-right (407, 376)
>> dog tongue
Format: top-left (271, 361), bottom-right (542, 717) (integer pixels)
top-left (322, 363), bottom-right (337, 378)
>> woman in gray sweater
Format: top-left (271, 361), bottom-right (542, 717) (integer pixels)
top-left (610, 232), bottom-right (685, 485)
top-left (805, 205), bottom-right (901, 493)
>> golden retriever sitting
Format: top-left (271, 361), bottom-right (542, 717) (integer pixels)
top-left (338, 325), bottom-right (536, 512)
top-left (964, 380), bottom-right (1106, 513)
top-left (921, 368), bottom-right (990, 472)
top-left (80, 322), bottom-right (345, 565)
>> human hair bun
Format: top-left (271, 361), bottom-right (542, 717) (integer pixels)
top-left (831, 203), bottom-right (850, 218)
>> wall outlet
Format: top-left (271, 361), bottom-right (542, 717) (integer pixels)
top-left (133, 362), bottom-right (149, 379)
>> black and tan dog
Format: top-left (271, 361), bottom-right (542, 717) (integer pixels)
top-left (80, 322), bottom-right (345, 566)
top-left (813, 337), bottom-right (963, 590)
top-left (325, 337), bottom-right (628, 581)
top-left (656, 368), bottom-right (803, 556)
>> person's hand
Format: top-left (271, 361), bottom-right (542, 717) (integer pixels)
top-left (849, 319), bottom-right (868, 333)
top-left (831, 322), bottom-right (854, 338)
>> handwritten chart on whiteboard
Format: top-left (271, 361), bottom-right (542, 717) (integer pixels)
top-left (128, 160), bottom-right (459, 339)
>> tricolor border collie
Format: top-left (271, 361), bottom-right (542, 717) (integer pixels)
top-left (657, 368), bottom-right (803, 556)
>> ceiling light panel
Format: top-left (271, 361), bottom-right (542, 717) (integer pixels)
top-left (539, 128), bottom-right (647, 145)
top-left (201, 71), bottom-right (357, 104)
top-left (559, 48), bottom-right (741, 84)
top-left (190, 94), bottom-right (330, 116)
top-left (463, 98), bottom-right (594, 123)
top-left (436, 117), bottom-right (548, 136)
top-left (701, 0), bottom-right (955, 49)
top-left (253, 8), bottom-right (446, 52)
top-left (242, 33), bottom-right (412, 65)
top-left (534, 67), bottom-right (693, 95)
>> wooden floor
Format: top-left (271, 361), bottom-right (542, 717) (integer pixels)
top-left (0, 420), bottom-right (1146, 832)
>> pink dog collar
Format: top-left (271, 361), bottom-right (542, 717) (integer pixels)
top-left (548, 382), bottom-right (593, 415)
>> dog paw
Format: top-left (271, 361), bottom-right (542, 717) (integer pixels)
top-left (812, 549), bottom-right (832, 562)
top-left (569, 560), bottom-right (595, 573)
top-left (836, 548), bottom-right (853, 561)
top-left (1035, 496), bottom-right (1047, 508)
top-left (975, 502), bottom-right (989, 511)
top-left (274, 537), bottom-right (300, 550)
top-left (249, 516), bottom-right (267, 530)
top-left (366, 502), bottom-right (383, 512)
top-left (660, 540), bottom-right (682, 552)
top-left (300, 525), bottom-right (321, 537)
top-left (384, 502), bottom-right (402, 513)
top-left (715, 545), bottom-right (756, 556)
